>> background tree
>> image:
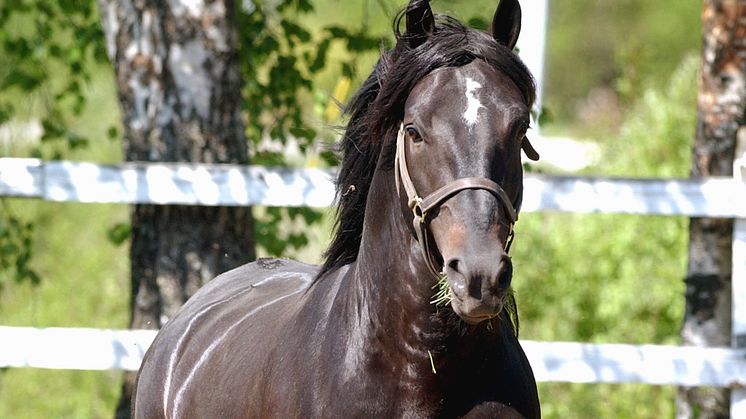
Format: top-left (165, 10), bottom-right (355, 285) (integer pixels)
top-left (97, 0), bottom-right (385, 416)
top-left (676, 1), bottom-right (745, 418)
top-left (97, 1), bottom-right (256, 416)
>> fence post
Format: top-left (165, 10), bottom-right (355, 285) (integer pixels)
top-left (516, 0), bottom-right (547, 130)
top-left (732, 128), bottom-right (746, 417)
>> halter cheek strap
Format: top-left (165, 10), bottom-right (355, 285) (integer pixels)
top-left (394, 123), bottom-right (519, 278)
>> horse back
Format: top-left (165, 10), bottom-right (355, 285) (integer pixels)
top-left (132, 258), bottom-right (318, 419)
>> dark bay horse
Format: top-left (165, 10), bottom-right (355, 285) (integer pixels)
top-left (133, 0), bottom-right (541, 417)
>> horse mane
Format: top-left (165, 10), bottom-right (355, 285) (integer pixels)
top-left (317, 11), bottom-right (536, 283)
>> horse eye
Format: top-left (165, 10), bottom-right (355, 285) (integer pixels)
top-left (405, 126), bottom-right (423, 143)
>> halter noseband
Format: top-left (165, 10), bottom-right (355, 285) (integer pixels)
top-left (394, 123), bottom-right (519, 279)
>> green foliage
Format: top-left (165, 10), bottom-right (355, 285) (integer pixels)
top-left (512, 55), bottom-right (698, 417)
top-left (0, 0), bottom-right (112, 304)
top-left (0, 200), bottom-right (38, 289)
top-left (106, 222), bottom-right (131, 246)
top-left (543, 0), bottom-right (701, 128)
top-left (254, 206), bottom-right (323, 257)
top-left (0, 0), bottom-right (108, 159)
top-left (237, 0), bottom-right (387, 160)
top-left (603, 55), bottom-right (698, 177)
top-left (237, 0), bottom-right (386, 256)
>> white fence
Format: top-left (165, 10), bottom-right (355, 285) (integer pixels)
top-left (2, 326), bottom-right (746, 389)
top-left (1, 157), bottom-right (745, 401)
top-left (4, 158), bottom-right (746, 216)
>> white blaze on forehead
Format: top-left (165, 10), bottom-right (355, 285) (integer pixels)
top-left (463, 77), bottom-right (485, 126)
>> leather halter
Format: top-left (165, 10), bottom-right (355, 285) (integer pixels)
top-left (394, 123), bottom-right (518, 279)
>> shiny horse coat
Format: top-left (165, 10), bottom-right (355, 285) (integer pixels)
top-left (133, 1), bottom-right (541, 417)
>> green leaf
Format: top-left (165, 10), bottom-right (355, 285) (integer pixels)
top-left (309, 38), bottom-right (331, 73)
top-left (289, 126), bottom-right (316, 140)
top-left (106, 223), bottom-right (131, 246)
top-left (281, 19), bottom-right (311, 43)
top-left (325, 26), bottom-right (349, 39)
top-left (537, 106), bottom-right (553, 125)
top-left (467, 17), bottom-right (489, 31)
top-left (0, 204), bottom-right (40, 289)
top-left (107, 126), bottom-right (119, 140)
top-left (0, 103), bottom-right (13, 124)
top-left (320, 150), bottom-right (339, 166)
top-left (296, 0), bottom-right (314, 13)
top-left (66, 132), bottom-right (89, 150)
top-left (2, 68), bottom-right (44, 91)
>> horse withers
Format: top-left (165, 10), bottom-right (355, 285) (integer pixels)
top-left (133, 0), bottom-right (541, 417)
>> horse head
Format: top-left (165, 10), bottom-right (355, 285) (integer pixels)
top-left (396, 0), bottom-right (539, 325)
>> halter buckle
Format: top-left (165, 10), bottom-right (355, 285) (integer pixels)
top-left (410, 197), bottom-right (425, 223)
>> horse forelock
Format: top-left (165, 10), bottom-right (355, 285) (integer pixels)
top-left (316, 12), bottom-right (536, 283)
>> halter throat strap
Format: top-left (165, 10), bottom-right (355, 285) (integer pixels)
top-left (394, 123), bottom-right (518, 278)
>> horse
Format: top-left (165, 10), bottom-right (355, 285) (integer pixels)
top-left (132, 0), bottom-right (541, 417)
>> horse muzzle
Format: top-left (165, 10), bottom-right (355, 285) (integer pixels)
top-left (445, 252), bottom-right (513, 324)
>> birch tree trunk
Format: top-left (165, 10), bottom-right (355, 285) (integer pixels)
top-left (98, 1), bottom-right (256, 417)
top-left (677, 1), bottom-right (745, 418)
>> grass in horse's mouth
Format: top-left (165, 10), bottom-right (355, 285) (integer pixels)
top-left (431, 276), bottom-right (516, 313)
top-left (431, 274), bottom-right (452, 306)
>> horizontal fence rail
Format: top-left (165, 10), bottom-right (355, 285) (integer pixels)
top-left (2, 158), bottom-right (746, 217)
top-left (0, 327), bottom-right (154, 372)
top-left (1, 327), bottom-right (745, 388)
top-left (0, 158), bottom-right (337, 208)
top-left (523, 341), bottom-right (746, 388)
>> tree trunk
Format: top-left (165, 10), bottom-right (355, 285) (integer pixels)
top-left (677, 1), bottom-right (745, 418)
top-left (98, 1), bottom-right (256, 417)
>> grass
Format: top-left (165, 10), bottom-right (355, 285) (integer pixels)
top-left (511, 212), bottom-right (686, 418)
top-left (431, 274), bottom-right (452, 306)
top-left (0, 199), bottom-right (130, 418)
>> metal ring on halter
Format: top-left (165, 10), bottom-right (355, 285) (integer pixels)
top-left (394, 123), bottom-right (521, 279)
top-left (411, 197), bottom-right (424, 223)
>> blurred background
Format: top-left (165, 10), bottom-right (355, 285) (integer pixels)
top-left (0, 0), bottom-right (704, 417)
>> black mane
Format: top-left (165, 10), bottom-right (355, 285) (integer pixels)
top-left (317, 12), bottom-right (536, 280)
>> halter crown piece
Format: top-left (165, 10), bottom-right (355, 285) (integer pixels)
top-left (394, 123), bottom-right (518, 279)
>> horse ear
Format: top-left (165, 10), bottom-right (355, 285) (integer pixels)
top-left (405, 0), bottom-right (435, 48)
top-left (522, 136), bottom-right (540, 161)
top-left (491, 0), bottom-right (522, 50)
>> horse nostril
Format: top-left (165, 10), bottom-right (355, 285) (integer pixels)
top-left (447, 258), bottom-right (461, 274)
top-left (497, 259), bottom-right (513, 290)
top-left (446, 258), bottom-right (468, 296)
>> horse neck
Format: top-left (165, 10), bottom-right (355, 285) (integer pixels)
top-left (344, 165), bottom-right (503, 371)
top-left (333, 160), bottom-right (522, 409)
